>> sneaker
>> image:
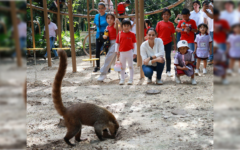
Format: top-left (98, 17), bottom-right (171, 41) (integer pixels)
top-left (227, 69), bottom-right (233, 75)
top-left (222, 79), bottom-right (229, 85)
top-left (119, 79), bottom-right (125, 85)
top-left (208, 61), bottom-right (213, 65)
top-left (156, 79), bottom-right (163, 85)
top-left (167, 71), bottom-right (173, 77)
top-left (93, 67), bottom-right (100, 72)
top-left (53, 56), bottom-right (59, 59)
top-left (97, 74), bottom-right (107, 82)
top-left (147, 78), bottom-right (152, 84)
top-left (203, 68), bottom-right (207, 74)
top-left (191, 78), bottom-right (197, 85)
top-left (195, 69), bottom-right (199, 75)
top-left (43, 56), bottom-right (46, 60)
top-left (127, 79), bottom-right (133, 85)
top-left (175, 76), bottom-right (181, 84)
top-left (124, 72), bottom-right (128, 79)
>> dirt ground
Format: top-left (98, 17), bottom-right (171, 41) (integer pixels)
top-left (26, 53), bottom-right (213, 150)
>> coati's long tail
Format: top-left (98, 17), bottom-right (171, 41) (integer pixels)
top-left (52, 50), bottom-right (67, 116)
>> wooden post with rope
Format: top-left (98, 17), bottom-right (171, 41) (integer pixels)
top-left (68, 0), bottom-right (77, 72)
top-left (10, 1), bottom-right (22, 67)
top-left (87, 0), bottom-right (92, 63)
top-left (43, 0), bottom-right (52, 67)
top-left (30, 0), bottom-right (37, 65)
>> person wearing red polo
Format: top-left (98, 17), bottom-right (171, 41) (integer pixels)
top-left (176, 8), bottom-right (198, 52)
top-left (115, 0), bottom-right (131, 22)
top-left (156, 8), bottom-right (176, 77)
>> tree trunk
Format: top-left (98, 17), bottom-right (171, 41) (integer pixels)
top-left (184, 0), bottom-right (193, 11)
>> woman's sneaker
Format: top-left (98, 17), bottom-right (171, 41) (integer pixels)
top-left (175, 76), bottom-right (181, 84)
top-left (147, 78), bottom-right (152, 84)
top-left (97, 74), bottom-right (107, 82)
top-left (227, 69), bottom-right (233, 75)
top-left (191, 78), bottom-right (197, 85)
top-left (93, 67), bottom-right (100, 72)
top-left (119, 79), bottom-right (125, 85)
top-left (127, 79), bottom-right (133, 85)
top-left (222, 78), bottom-right (229, 85)
top-left (156, 79), bottom-right (163, 85)
top-left (167, 71), bottom-right (173, 77)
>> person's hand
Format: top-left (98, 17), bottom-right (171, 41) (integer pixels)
top-left (116, 52), bottom-right (120, 56)
top-left (143, 58), bottom-right (150, 65)
top-left (177, 14), bottom-right (181, 18)
top-left (182, 66), bottom-right (189, 70)
top-left (173, 44), bottom-right (177, 51)
top-left (202, 4), bottom-right (208, 12)
top-left (209, 5), bottom-right (213, 12)
top-left (193, 50), bottom-right (196, 54)
top-left (103, 35), bottom-right (107, 39)
top-left (144, 36), bottom-right (148, 40)
top-left (185, 61), bottom-right (189, 65)
top-left (115, 18), bottom-right (120, 24)
top-left (185, 27), bottom-right (190, 33)
top-left (133, 54), bottom-right (137, 59)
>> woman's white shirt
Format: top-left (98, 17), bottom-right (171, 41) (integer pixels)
top-left (140, 38), bottom-right (165, 66)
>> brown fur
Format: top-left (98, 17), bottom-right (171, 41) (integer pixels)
top-left (52, 50), bottom-right (119, 147)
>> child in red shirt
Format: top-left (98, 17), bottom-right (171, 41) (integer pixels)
top-left (144, 19), bottom-right (151, 40)
top-left (115, 0), bottom-right (131, 22)
top-left (156, 8), bottom-right (176, 77)
top-left (98, 13), bottom-right (120, 82)
top-left (213, 8), bottom-right (230, 51)
top-left (115, 19), bottom-right (137, 85)
top-left (176, 8), bottom-right (198, 52)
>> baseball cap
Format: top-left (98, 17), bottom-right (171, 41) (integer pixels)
top-left (177, 40), bottom-right (189, 49)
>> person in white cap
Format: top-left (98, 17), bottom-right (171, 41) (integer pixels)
top-left (174, 40), bottom-right (197, 85)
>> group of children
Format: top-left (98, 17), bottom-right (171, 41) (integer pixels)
top-left (96, 1), bottom-right (216, 85)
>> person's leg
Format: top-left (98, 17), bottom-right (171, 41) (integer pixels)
top-left (196, 58), bottom-right (201, 70)
top-left (100, 42), bottom-right (116, 75)
top-left (142, 65), bottom-right (154, 80)
top-left (218, 43), bottom-right (227, 51)
top-left (120, 52), bottom-right (127, 80)
top-left (155, 62), bottom-right (165, 80)
top-left (96, 39), bottom-right (103, 68)
top-left (126, 50), bottom-right (134, 80)
top-left (177, 32), bottom-right (181, 44)
top-left (209, 32), bottom-right (214, 61)
top-left (44, 38), bottom-right (51, 57)
top-left (228, 58), bottom-right (235, 69)
top-left (203, 59), bottom-right (207, 69)
top-left (51, 37), bottom-right (58, 57)
top-left (164, 42), bottom-right (172, 73)
top-left (188, 43), bottom-right (196, 65)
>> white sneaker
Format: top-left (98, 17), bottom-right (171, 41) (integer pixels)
top-left (124, 72), bottom-right (128, 79)
top-left (147, 78), bottom-right (152, 84)
top-left (203, 68), bottom-right (207, 74)
top-left (222, 79), bottom-right (229, 85)
top-left (191, 78), bottom-right (197, 85)
top-left (119, 79), bottom-right (125, 85)
top-left (195, 69), bottom-right (199, 75)
top-left (156, 79), bottom-right (163, 85)
top-left (238, 69), bottom-right (240, 74)
top-left (167, 71), bottom-right (173, 77)
top-left (97, 74), bottom-right (107, 81)
top-left (227, 69), bottom-right (233, 75)
top-left (175, 76), bottom-right (181, 84)
top-left (127, 79), bottom-right (133, 85)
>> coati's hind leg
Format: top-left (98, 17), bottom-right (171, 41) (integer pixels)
top-left (94, 121), bottom-right (106, 141)
top-left (64, 123), bottom-right (80, 146)
top-left (75, 123), bottom-right (87, 142)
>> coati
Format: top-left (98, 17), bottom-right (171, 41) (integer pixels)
top-left (52, 50), bottom-right (119, 146)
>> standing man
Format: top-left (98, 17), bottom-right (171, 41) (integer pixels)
top-left (202, 1), bottom-right (214, 65)
top-left (43, 17), bottom-right (58, 60)
top-left (220, 1), bottom-right (238, 27)
top-left (190, 0), bottom-right (204, 38)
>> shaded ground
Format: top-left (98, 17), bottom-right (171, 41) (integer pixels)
top-left (26, 53), bottom-right (213, 150)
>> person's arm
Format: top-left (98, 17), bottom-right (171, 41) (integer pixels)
top-left (55, 29), bottom-right (58, 41)
top-left (174, 14), bottom-right (180, 24)
top-left (204, 10), bottom-right (213, 19)
top-left (172, 33), bottom-right (177, 50)
top-left (154, 39), bottom-right (165, 58)
top-left (133, 43), bottom-right (137, 58)
top-left (54, 0), bottom-right (58, 7)
top-left (194, 43), bottom-right (197, 54)
top-left (114, 18), bottom-right (121, 29)
top-left (176, 21), bottom-right (182, 32)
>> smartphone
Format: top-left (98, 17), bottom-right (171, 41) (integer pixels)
top-left (186, 66), bottom-right (191, 70)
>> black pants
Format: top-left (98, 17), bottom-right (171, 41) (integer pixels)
top-left (164, 42), bottom-right (172, 72)
top-left (119, 13), bottom-right (124, 22)
top-left (96, 39), bottom-right (104, 68)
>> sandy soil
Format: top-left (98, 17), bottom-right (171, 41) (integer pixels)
top-left (26, 53), bottom-right (213, 150)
